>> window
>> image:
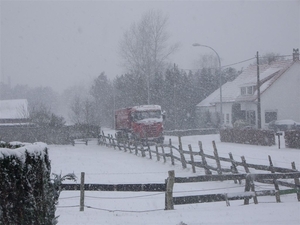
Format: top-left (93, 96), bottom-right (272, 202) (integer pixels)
top-left (246, 110), bottom-right (256, 125)
top-left (247, 86), bottom-right (253, 95)
top-left (132, 110), bottom-right (161, 121)
top-left (265, 111), bottom-right (277, 123)
top-left (241, 86), bottom-right (255, 95)
top-left (226, 114), bottom-right (230, 124)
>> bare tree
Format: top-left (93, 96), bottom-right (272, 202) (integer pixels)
top-left (29, 103), bottom-right (65, 128)
top-left (259, 52), bottom-right (285, 64)
top-left (119, 10), bottom-right (179, 104)
top-left (194, 53), bottom-right (219, 72)
top-left (69, 95), bottom-right (96, 126)
top-left (69, 95), bottom-right (83, 125)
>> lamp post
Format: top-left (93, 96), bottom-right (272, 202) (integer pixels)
top-left (192, 43), bottom-right (223, 125)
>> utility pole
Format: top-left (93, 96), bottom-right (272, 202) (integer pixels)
top-left (173, 63), bottom-right (177, 129)
top-left (257, 51), bottom-right (261, 129)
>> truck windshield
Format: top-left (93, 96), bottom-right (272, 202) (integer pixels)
top-left (133, 110), bottom-right (161, 121)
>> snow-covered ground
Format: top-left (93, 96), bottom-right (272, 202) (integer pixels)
top-left (49, 131), bottom-right (300, 225)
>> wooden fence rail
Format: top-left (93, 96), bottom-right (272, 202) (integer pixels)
top-left (61, 169), bottom-right (300, 211)
top-left (166, 170), bottom-right (300, 209)
top-left (61, 183), bottom-right (166, 192)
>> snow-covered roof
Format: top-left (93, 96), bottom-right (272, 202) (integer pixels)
top-left (0, 99), bottom-right (29, 119)
top-left (197, 60), bottom-right (294, 107)
top-left (132, 105), bottom-right (161, 111)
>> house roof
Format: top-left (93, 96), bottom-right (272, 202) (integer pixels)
top-left (197, 60), bottom-right (294, 107)
top-left (0, 99), bottom-right (29, 119)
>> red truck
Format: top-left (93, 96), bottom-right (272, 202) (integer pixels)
top-left (115, 105), bottom-right (164, 144)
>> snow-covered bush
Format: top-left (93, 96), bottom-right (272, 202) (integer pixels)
top-left (0, 142), bottom-right (57, 225)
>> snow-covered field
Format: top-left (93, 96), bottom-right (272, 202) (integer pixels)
top-left (49, 131), bottom-right (300, 225)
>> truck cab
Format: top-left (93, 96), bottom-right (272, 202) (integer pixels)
top-left (115, 105), bottom-right (164, 144)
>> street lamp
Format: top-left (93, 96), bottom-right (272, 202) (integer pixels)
top-left (192, 43), bottom-right (223, 125)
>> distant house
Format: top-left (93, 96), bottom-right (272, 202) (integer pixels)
top-left (196, 49), bottom-right (300, 129)
top-left (0, 99), bottom-right (30, 125)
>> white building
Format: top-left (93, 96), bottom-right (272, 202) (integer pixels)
top-left (196, 49), bottom-right (300, 129)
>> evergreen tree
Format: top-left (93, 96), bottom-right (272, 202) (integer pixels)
top-left (150, 72), bottom-right (164, 106)
top-left (90, 72), bottom-right (114, 127)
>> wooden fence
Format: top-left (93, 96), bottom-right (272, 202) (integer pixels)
top-left (165, 170), bottom-right (300, 209)
top-left (61, 170), bottom-right (300, 211)
top-left (97, 131), bottom-right (298, 177)
top-left (65, 132), bottom-right (300, 211)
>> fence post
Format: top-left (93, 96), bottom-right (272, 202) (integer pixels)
top-left (177, 137), bottom-right (187, 169)
top-left (188, 144), bottom-right (196, 173)
top-left (111, 135), bottom-right (116, 150)
top-left (115, 134), bottom-right (121, 151)
top-left (291, 162), bottom-right (300, 201)
top-left (102, 131), bottom-right (107, 146)
top-left (135, 143), bottom-right (138, 155)
top-left (108, 135), bottom-right (112, 147)
top-left (244, 174), bottom-right (251, 205)
top-left (165, 170), bottom-right (175, 210)
top-left (241, 156), bottom-right (250, 173)
top-left (198, 141), bottom-right (211, 175)
top-left (244, 174), bottom-right (258, 205)
top-left (155, 144), bottom-right (160, 161)
top-left (168, 139), bottom-right (175, 165)
top-left (148, 144), bottom-right (152, 159)
top-left (170, 147), bottom-right (175, 165)
top-left (244, 175), bottom-right (258, 205)
top-left (161, 146), bottom-right (166, 163)
top-left (268, 155), bottom-right (281, 203)
top-left (122, 141), bottom-right (126, 152)
top-left (128, 142), bottom-right (132, 153)
top-left (229, 152), bottom-right (240, 184)
top-left (80, 172), bottom-right (85, 211)
top-left (212, 141), bottom-right (222, 175)
top-left (97, 133), bottom-right (101, 145)
top-left (141, 145), bottom-right (146, 157)
top-left (250, 176), bottom-right (258, 204)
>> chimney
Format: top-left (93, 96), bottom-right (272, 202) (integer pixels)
top-left (293, 48), bottom-right (299, 61)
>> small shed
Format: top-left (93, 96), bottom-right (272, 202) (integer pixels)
top-left (0, 99), bottom-right (30, 124)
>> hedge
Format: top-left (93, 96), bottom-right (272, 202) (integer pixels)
top-left (220, 128), bottom-right (275, 146)
top-left (285, 130), bottom-right (300, 149)
top-left (0, 124), bottom-right (100, 145)
top-left (0, 142), bottom-right (56, 225)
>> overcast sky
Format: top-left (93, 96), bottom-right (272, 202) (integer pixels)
top-left (1, 0), bottom-right (299, 93)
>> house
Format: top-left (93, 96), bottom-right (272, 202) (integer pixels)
top-left (0, 99), bottom-right (30, 125)
top-left (196, 49), bottom-right (300, 129)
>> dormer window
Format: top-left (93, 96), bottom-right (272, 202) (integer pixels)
top-left (241, 86), bottom-right (256, 96)
top-left (247, 86), bottom-right (253, 95)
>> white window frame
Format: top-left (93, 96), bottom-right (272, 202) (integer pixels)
top-left (241, 86), bottom-right (255, 96)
